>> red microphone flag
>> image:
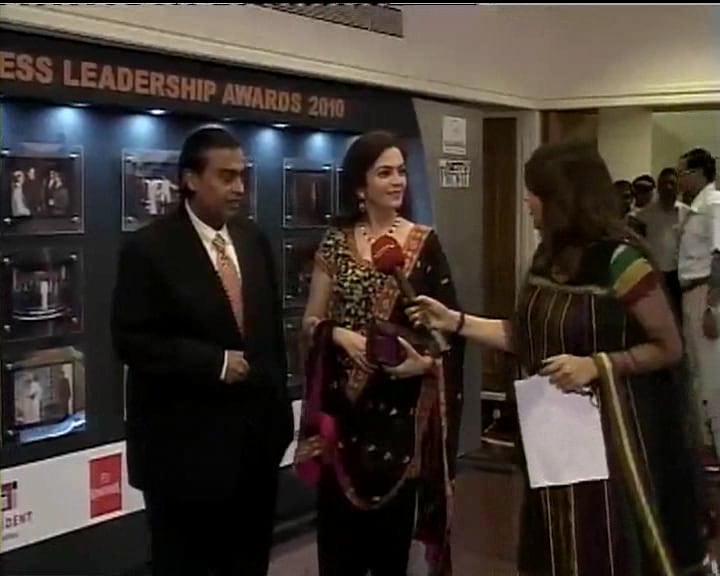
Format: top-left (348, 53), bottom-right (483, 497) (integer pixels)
top-left (371, 234), bottom-right (405, 274)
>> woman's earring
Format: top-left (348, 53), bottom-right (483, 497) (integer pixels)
top-left (358, 197), bottom-right (366, 213)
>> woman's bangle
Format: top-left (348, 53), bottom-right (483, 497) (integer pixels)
top-left (454, 311), bottom-right (466, 334)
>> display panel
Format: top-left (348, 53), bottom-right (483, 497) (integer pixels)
top-left (1, 345), bottom-right (87, 445)
top-left (282, 235), bottom-right (322, 309)
top-left (284, 316), bottom-right (305, 400)
top-left (240, 158), bottom-right (257, 221)
top-left (282, 159), bottom-right (334, 228)
top-left (335, 166), bottom-right (346, 215)
top-left (0, 248), bottom-right (83, 341)
top-left (0, 144), bottom-right (84, 236)
top-left (122, 148), bottom-right (180, 231)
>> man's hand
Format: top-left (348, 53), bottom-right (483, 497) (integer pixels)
top-left (224, 350), bottom-right (250, 384)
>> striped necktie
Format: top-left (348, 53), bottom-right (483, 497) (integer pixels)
top-left (212, 233), bottom-right (244, 333)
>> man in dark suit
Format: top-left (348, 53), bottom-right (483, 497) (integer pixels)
top-left (111, 126), bottom-right (293, 576)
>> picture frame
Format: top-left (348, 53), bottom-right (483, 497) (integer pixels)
top-left (240, 157), bottom-right (257, 222)
top-left (282, 235), bottom-right (322, 309)
top-left (284, 316), bottom-right (306, 400)
top-left (122, 148), bottom-right (181, 231)
top-left (1, 345), bottom-right (86, 446)
top-left (335, 166), bottom-right (350, 215)
top-left (0, 143), bottom-right (84, 236)
top-left (0, 247), bottom-right (83, 341)
top-left (282, 159), bottom-right (334, 228)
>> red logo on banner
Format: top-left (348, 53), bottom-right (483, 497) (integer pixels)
top-left (89, 454), bottom-right (122, 519)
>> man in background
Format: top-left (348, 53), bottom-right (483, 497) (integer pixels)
top-left (111, 126), bottom-right (293, 576)
top-left (615, 178), bottom-right (646, 235)
top-left (631, 173), bottom-right (656, 211)
top-left (677, 148), bottom-right (720, 467)
top-left (636, 167), bottom-right (686, 316)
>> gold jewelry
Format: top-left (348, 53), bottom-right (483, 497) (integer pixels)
top-left (359, 216), bottom-right (401, 244)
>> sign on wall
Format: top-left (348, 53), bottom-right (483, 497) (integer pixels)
top-left (1, 442), bottom-right (144, 554)
top-left (1, 400), bottom-right (302, 553)
top-left (442, 115), bottom-right (468, 156)
top-left (0, 29), bottom-right (419, 135)
top-left (439, 158), bottom-right (471, 189)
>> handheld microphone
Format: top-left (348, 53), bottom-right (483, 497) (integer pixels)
top-left (371, 235), bottom-right (450, 354)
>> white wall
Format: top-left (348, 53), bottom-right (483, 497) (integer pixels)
top-left (597, 108), bottom-right (653, 181)
top-left (528, 5), bottom-right (720, 108)
top-left (412, 98), bottom-right (485, 455)
top-left (4, 4), bottom-right (720, 109)
top-left (652, 112), bottom-right (720, 177)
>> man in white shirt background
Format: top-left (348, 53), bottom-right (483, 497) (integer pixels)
top-left (637, 167), bottom-right (687, 316)
top-left (677, 148), bottom-right (720, 464)
top-left (631, 173), bottom-right (656, 211)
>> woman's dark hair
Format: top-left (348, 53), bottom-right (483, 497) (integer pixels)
top-left (525, 140), bottom-right (634, 278)
top-left (178, 125), bottom-right (240, 199)
top-left (333, 130), bottom-right (412, 226)
top-left (681, 147), bottom-right (716, 182)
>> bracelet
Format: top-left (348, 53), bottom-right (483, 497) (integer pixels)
top-left (454, 311), bottom-right (466, 334)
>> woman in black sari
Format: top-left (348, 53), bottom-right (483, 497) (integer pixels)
top-left (294, 130), bottom-right (465, 576)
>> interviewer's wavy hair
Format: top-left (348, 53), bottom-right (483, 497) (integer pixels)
top-left (525, 140), bottom-right (635, 279)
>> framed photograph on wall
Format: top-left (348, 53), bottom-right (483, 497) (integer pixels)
top-left (240, 158), bottom-right (257, 222)
top-left (335, 166), bottom-right (346, 216)
top-left (0, 144), bottom-right (84, 236)
top-left (284, 315), bottom-right (305, 400)
top-left (0, 247), bottom-right (83, 341)
top-left (282, 235), bottom-right (322, 309)
top-left (282, 159), bottom-right (333, 228)
top-left (1, 345), bottom-right (86, 446)
top-left (122, 148), bottom-right (181, 231)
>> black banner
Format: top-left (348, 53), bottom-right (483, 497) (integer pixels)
top-left (0, 29), bottom-right (419, 135)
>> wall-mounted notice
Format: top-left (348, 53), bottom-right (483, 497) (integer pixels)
top-left (442, 115), bottom-right (467, 156)
top-left (439, 158), bottom-right (471, 189)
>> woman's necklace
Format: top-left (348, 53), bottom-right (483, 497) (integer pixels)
top-left (359, 216), bottom-right (401, 244)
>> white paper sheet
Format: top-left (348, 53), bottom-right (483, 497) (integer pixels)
top-left (514, 375), bottom-right (609, 489)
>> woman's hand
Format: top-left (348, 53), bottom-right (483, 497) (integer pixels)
top-left (539, 354), bottom-right (599, 392)
top-left (384, 337), bottom-right (434, 380)
top-left (406, 295), bottom-right (460, 332)
top-left (332, 327), bottom-right (375, 373)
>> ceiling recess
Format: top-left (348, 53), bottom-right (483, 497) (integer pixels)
top-left (261, 4), bottom-right (404, 38)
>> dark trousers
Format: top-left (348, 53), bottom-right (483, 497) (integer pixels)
top-left (316, 472), bottom-right (417, 576)
top-left (664, 270), bottom-right (682, 322)
top-left (142, 465), bottom-right (279, 576)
